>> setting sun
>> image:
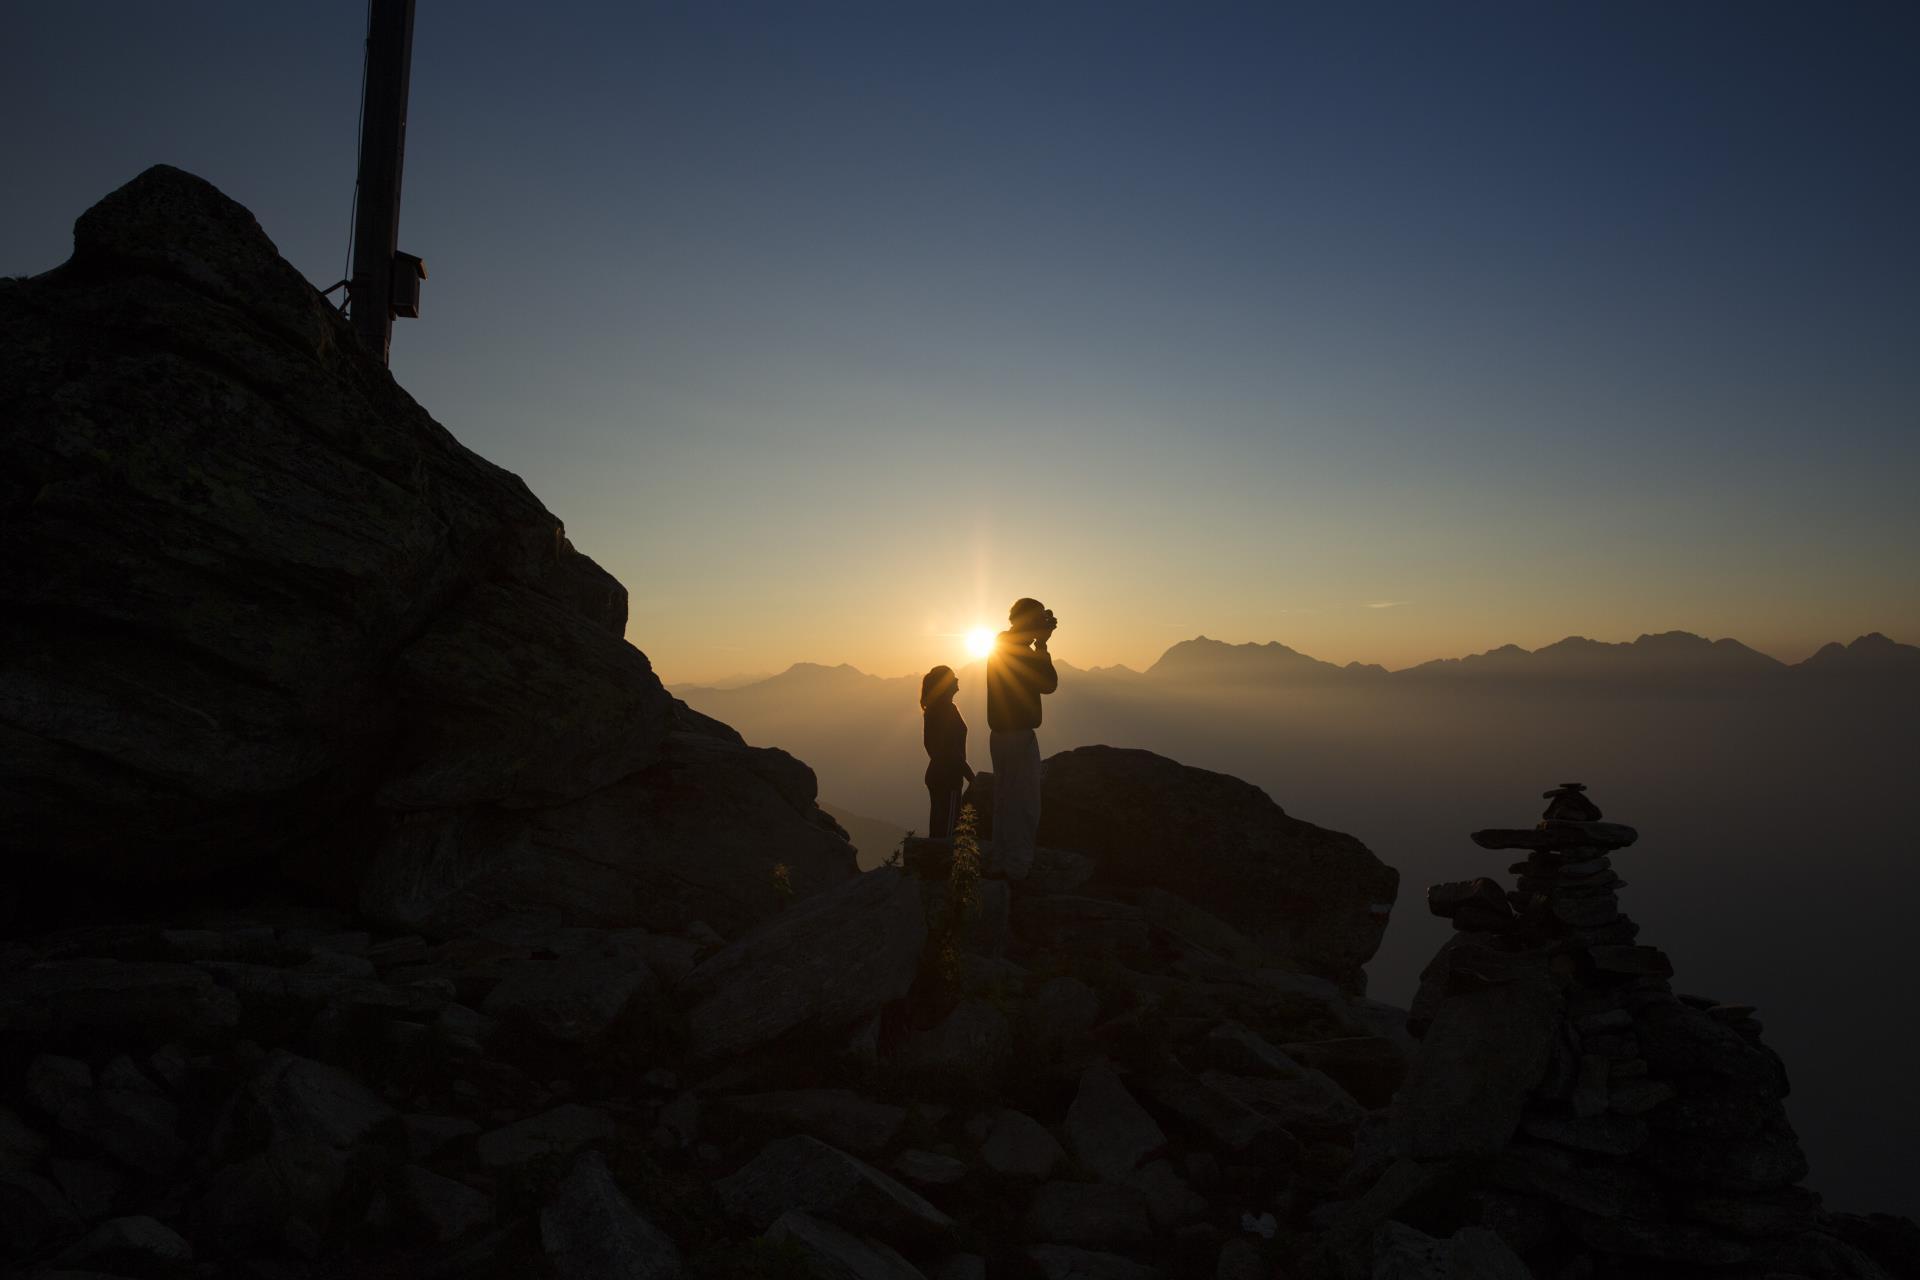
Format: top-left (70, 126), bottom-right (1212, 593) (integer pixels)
top-left (965, 626), bottom-right (995, 659)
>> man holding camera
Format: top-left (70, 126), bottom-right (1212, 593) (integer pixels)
top-left (986, 597), bottom-right (1059, 879)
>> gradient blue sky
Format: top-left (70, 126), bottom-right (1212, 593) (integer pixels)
top-left (7, 3), bottom-right (1916, 680)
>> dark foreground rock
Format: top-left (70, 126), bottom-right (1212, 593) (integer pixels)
top-left (715, 1135), bottom-right (955, 1239)
top-left (679, 868), bottom-right (926, 1063)
top-left (541, 1150), bottom-right (683, 1279)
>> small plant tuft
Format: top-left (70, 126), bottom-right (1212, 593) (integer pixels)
top-left (933, 804), bottom-right (983, 983)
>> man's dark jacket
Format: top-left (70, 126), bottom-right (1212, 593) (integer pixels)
top-left (987, 634), bottom-right (1059, 732)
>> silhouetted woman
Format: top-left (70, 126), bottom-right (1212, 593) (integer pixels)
top-left (921, 665), bottom-right (974, 839)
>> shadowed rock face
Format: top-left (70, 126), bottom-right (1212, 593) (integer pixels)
top-left (678, 868), bottom-right (927, 1064)
top-left (1035, 746), bottom-right (1399, 990)
top-left (0, 164), bottom-right (853, 933)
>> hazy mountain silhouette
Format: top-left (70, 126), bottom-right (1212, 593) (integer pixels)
top-left (1796, 630), bottom-right (1920, 677)
top-left (1130, 629), bottom-right (1838, 687)
top-left (675, 629), bottom-right (1920, 1215)
top-left (1145, 636), bottom-right (1386, 685)
top-left (1399, 630), bottom-right (1787, 686)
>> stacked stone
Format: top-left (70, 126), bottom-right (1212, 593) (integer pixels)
top-left (1391, 784), bottom-right (1885, 1280)
top-left (1427, 783), bottom-right (1642, 949)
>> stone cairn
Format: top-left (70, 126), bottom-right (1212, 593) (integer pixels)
top-left (1387, 783), bottom-right (1891, 1280)
top-left (1429, 780), bottom-right (1659, 964)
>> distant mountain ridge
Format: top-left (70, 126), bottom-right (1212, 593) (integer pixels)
top-left (670, 630), bottom-right (1916, 695)
top-left (669, 625), bottom-right (1920, 1218)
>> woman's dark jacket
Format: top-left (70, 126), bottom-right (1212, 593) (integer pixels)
top-left (923, 700), bottom-right (971, 788)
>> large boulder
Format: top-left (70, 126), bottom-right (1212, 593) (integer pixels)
top-left (979, 1109), bottom-right (1067, 1181)
top-left (899, 999), bottom-right (1014, 1080)
top-left (475, 1104), bottom-right (615, 1171)
top-left (1391, 957), bottom-right (1564, 1161)
top-left (52, 1214), bottom-right (195, 1271)
top-left (30, 1053), bottom-right (188, 1176)
top-left (212, 1050), bottom-right (395, 1154)
top-left (680, 869), bottom-right (926, 1063)
top-left (540, 1151), bottom-right (683, 1280)
top-left (361, 714), bottom-right (858, 938)
top-left (768, 1210), bottom-right (929, 1280)
top-left (1035, 747), bottom-right (1397, 989)
top-left (481, 948), bottom-right (658, 1044)
top-left (197, 1050), bottom-right (398, 1250)
top-left (1064, 1061), bottom-right (1165, 1182)
top-left (1369, 1222), bottom-right (1532, 1280)
top-left (715, 1135), bottom-right (954, 1240)
top-left (1025, 1181), bottom-right (1155, 1248)
top-left (0, 165), bottom-right (854, 934)
top-left (1026, 1245), bottom-right (1161, 1280)
top-left (718, 1090), bottom-right (908, 1157)
top-left (394, 1164), bottom-right (492, 1244)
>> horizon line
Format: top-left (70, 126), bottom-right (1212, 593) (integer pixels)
top-left (660, 627), bottom-right (1911, 689)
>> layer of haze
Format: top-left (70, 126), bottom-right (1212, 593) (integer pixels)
top-left (5, 2), bottom-right (1917, 683)
top-left (677, 642), bottom-right (1920, 1215)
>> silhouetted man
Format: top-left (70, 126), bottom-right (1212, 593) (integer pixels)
top-left (986, 597), bottom-right (1058, 879)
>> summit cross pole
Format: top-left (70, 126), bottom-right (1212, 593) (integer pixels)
top-left (348, 0), bottom-right (419, 365)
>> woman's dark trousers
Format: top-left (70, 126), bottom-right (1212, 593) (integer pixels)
top-left (927, 783), bottom-right (962, 839)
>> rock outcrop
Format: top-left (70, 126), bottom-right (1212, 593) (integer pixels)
top-left (1321, 783), bottom-right (1900, 1280)
top-left (0, 164), bottom-right (855, 938)
top-left (1035, 746), bottom-right (1399, 990)
top-left (679, 867), bottom-right (926, 1064)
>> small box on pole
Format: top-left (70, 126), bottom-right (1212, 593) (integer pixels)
top-left (390, 253), bottom-right (426, 319)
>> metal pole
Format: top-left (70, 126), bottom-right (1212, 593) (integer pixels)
top-left (349, 0), bottom-right (416, 364)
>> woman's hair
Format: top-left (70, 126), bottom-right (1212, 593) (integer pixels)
top-left (920, 665), bottom-right (958, 711)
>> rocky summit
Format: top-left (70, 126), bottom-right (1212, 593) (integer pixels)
top-left (0, 164), bottom-right (854, 939)
top-left (3, 169), bottom-right (1917, 1280)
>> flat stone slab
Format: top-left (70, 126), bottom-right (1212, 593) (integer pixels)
top-left (769, 1210), bottom-right (928, 1279)
top-left (716, 1135), bottom-right (954, 1240)
top-left (1027, 1245), bottom-right (1161, 1280)
top-left (482, 951), bottom-right (656, 1044)
top-left (1392, 957), bottom-right (1563, 1161)
top-left (1026, 1180), bottom-right (1154, 1248)
top-left (979, 1109), bottom-right (1065, 1181)
top-left (1426, 878), bottom-right (1508, 920)
top-left (719, 1090), bottom-right (907, 1156)
top-left (476, 1105), bottom-right (615, 1170)
top-left (541, 1151), bottom-right (683, 1280)
top-left (1064, 1061), bottom-right (1165, 1182)
top-left (1584, 945), bottom-right (1674, 981)
top-left (894, 1149), bottom-right (968, 1187)
top-left (681, 870), bottom-right (925, 1064)
top-left (1523, 1113), bottom-right (1650, 1156)
top-left (1471, 821), bottom-right (1639, 853)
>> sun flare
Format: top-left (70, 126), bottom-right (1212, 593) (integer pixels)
top-left (965, 626), bottom-right (995, 660)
